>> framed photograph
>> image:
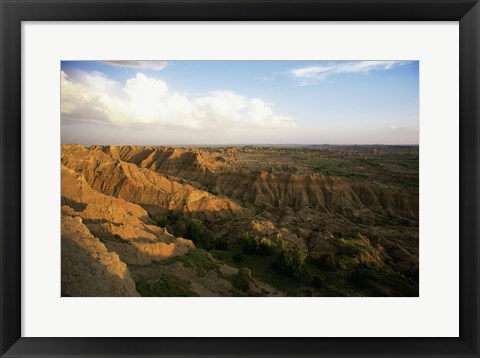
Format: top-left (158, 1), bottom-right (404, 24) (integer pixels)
top-left (1, 0), bottom-right (479, 357)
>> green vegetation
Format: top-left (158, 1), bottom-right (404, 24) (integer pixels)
top-left (314, 234), bottom-right (379, 271)
top-left (64, 144), bottom-right (418, 298)
top-left (308, 157), bottom-right (369, 180)
top-left (240, 232), bottom-right (306, 277)
top-left (224, 272), bottom-right (252, 295)
top-left (273, 240), bottom-right (307, 277)
top-left (173, 249), bottom-right (219, 275)
top-left (152, 210), bottom-right (417, 297)
top-left (211, 230), bottom-right (418, 297)
top-left (157, 211), bottom-right (221, 250)
top-left (135, 275), bottom-right (197, 297)
top-left (241, 232), bottom-right (276, 256)
top-left (142, 147), bottom-right (418, 297)
top-left (299, 147), bottom-right (418, 189)
top-left (212, 245), bottom-right (314, 296)
top-left (141, 228), bottom-right (417, 297)
top-left (213, 235), bottom-right (318, 295)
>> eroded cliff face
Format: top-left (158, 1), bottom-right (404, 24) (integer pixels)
top-left (61, 146), bottom-right (284, 296)
top-left (61, 215), bottom-right (140, 297)
top-left (96, 145), bottom-right (222, 176)
top-left (61, 144), bottom-right (251, 221)
top-left (213, 171), bottom-right (418, 219)
top-left (61, 144), bottom-right (419, 297)
top-left (62, 165), bottom-right (196, 265)
top-left (75, 145), bottom-right (418, 220)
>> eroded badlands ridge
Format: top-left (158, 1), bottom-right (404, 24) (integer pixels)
top-left (61, 144), bottom-right (419, 297)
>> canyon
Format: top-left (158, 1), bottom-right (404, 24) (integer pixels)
top-left (61, 144), bottom-right (419, 297)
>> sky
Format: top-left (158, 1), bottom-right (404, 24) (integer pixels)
top-left (61, 60), bottom-right (419, 145)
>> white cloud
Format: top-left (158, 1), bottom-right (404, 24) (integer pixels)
top-left (98, 73), bottom-right (192, 125)
top-left (290, 61), bottom-right (406, 85)
top-left (100, 60), bottom-right (168, 71)
top-left (191, 91), bottom-right (247, 128)
top-left (190, 92), bottom-right (295, 129)
top-left (61, 71), bottom-right (296, 130)
top-left (61, 71), bottom-right (111, 123)
top-left (244, 98), bottom-right (296, 129)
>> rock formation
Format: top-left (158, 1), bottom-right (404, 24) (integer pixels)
top-left (61, 144), bottom-right (419, 297)
top-left (61, 215), bottom-right (139, 297)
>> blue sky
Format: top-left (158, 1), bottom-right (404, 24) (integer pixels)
top-left (61, 60), bottom-right (419, 145)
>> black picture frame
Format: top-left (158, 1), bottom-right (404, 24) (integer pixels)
top-left (1, 0), bottom-right (479, 357)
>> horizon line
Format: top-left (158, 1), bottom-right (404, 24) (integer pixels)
top-left (61, 142), bottom-right (419, 147)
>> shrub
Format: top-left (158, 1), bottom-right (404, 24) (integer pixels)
top-left (241, 232), bottom-right (276, 256)
top-left (175, 249), bottom-right (219, 275)
top-left (167, 211), bottom-right (181, 223)
top-left (229, 273), bottom-right (251, 292)
top-left (273, 241), bottom-right (307, 277)
top-left (135, 275), bottom-right (197, 297)
top-left (154, 212), bottom-right (219, 250)
top-left (186, 219), bottom-right (204, 241)
top-left (183, 219), bottom-right (216, 250)
top-left (258, 238), bottom-right (276, 256)
top-left (241, 232), bottom-right (259, 254)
